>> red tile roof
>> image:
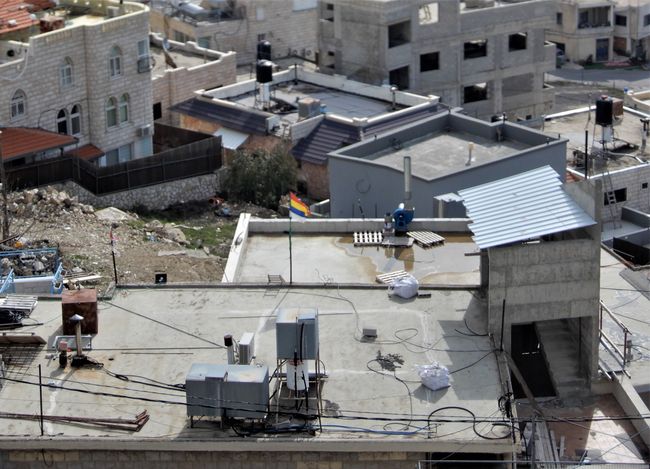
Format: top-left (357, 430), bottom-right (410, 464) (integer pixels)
top-left (66, 144), bottom-right (104, 161)
top-left (0, 0), bottom-right (39, 36)
top-left (0, 127), bottom-right (77, 160)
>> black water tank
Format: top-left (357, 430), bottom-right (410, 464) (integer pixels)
top-left (257, 40), bottom-right (272, 61)
top-left (256, 60), bottom-right (273, 83)
top-left (596, 96), bottom-right (613, 126)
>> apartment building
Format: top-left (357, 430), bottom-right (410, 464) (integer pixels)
top-left (0, 0), bottom-right (154, 166)
top-left (547, 0), bottom-right (650, 63)
top-left (318, 0), bottom-right (557, 120)
top-left (149, 0), bottom-right (318, 65)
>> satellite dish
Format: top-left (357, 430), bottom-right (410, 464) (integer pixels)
top-left (162, 38), bottom-right (170, 51)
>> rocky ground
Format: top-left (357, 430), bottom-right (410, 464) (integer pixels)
top-left (4, 187), bottom-right (279, 293)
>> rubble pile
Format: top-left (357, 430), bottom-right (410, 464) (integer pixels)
top-left (0, 250), bottom-right (59, 277)
top-left (8, 188), bottom-right (95, 220)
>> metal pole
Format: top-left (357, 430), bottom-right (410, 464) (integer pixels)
top-left (0, 131), bottom-right (9, 240)
top-left (38, 364), bottom-right (44, 436)
top-left (110, 227), bottom-right (118, 285)
top-left (530, 415), bottom-right (537, 469)
top-left (584, 129), bottom-right (589, 179)
top-left (289, 216), bottom-right (293, 284)
top-left (500, 299), bottom-right (506, 352)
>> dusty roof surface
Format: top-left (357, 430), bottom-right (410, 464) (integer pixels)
top-left (0, 286), bottom-right (512, 453)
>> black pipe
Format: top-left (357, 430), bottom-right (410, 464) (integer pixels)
top-left (585, 129), bottom-right (589, 179)
top-left (499, 299), bottom-right (506, 352)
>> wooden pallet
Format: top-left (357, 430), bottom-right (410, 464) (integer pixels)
top-left (0, 295), bottom-right (38, 313)
top-left (376, 270), bottom-right (410, 285)
top-left (353, 231), bottom-right (383, 246)
top-left (407, 231), bottom-right (445, 247)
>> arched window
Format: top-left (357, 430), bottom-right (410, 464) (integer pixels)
top-left (109, 46), bottom-right (122, 78)
top-left (60, 57), bottom-right (73, 88)
top-left (10, 90), bottom-right (26, 120)
top-left (106, 97), bottom-right (117, 128)
top-left (56, 109), bottom-right (68, 134)
top-left (118, 94), bottom-right (129, 123)
top-left (70, 104), bottom-right (81, 135)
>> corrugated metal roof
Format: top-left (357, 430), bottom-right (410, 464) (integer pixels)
top-left (0, 127), bottom-right (77, 160)
top-left (292, 119), bottom-right (361, 165)
top-left (171, 98), bottom-right (270, 135)
top-left (458, 165), bottom-right (596, 249)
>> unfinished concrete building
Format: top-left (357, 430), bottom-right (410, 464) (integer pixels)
top-left (318, 0), bottom-right (556, 120)
top-left (548, 0), bottom-right (650, 63)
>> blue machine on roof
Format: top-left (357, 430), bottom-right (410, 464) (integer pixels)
top-left (393, 156), bottom-right (414, 235)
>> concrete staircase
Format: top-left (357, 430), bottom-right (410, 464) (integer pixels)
top-left (535, 320), bottom-right (589, 398)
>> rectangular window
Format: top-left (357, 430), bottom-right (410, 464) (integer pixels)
top-left (105, 149), bottom-right (119, 166)
top-left (464, 39), bottom-right (487, 59)
top-left (137, 39), bottom-right (149, 58)
top-left (174, 30), bottom-right (189, 43)
top-left (153, 102), bottom-right (163, 120)
top-left (389, 66), bottom-right (409, 90)
top-left (418, 3), bottom-right (438, 25)
top-left (256, 7), bottom-right (265, 21)
top-left (118, 144), bottom-right (132, 163)
top-left (197, 36), bottom-right (210, 48)
top-left (508, 33), bottom-right (527, 51)
top-left (556, 12), bottom-right (563, 26)
top-left (645, 14), bottom-right (650, 26)
top-left (604, 188), bottom-right (627, 205)
top-left (388, 21), bottom-right (410, 48)
top-left (420, 52), bottom-right (439, 72)
top-left (463, 83), bottom-right (488, 103)
top-left (106, 107), bottom-right (117, 128)
top-left (257, 33), bottom-right (266, 42)
top-left (293, 0), bottom-right (317, 11)
top-left (615, 15), bottom-right (627, 27)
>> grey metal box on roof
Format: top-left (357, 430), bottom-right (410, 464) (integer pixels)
top-left (185, 364), bottom-right (268, 419)
top-left (275, 307), bottom-right (319, 359)
top-left (186, 363), bottom-right (227, 418)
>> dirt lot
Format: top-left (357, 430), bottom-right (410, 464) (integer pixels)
top-left (6, 188), bottom-right (278, 294)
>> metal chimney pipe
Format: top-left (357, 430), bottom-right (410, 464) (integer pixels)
top-left (70, 314), bottom-right (84, 357)
top-left (224, 334), bottom-right (236, 364)
top-left (403, 156), bottom-right (412, 209)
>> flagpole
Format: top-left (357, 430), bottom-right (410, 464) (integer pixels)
top-left (289, 215), bottom-right (293, 285)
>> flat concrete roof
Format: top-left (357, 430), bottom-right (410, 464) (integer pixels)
top-left (369, 130), bottom-right (529, 179)
top-left (235, 233), bottom-right (480, 285)
top-left (231, 81), bottom-right (396, 124)
top-left (0, 286), bottom-right (512, 453)
top-left (543, 108), bottom-right (650, 176)
top-left (151, 45), bottom-right (212, 78)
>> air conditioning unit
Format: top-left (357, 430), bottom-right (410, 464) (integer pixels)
top-left (106, 6), bottom-right (120, 18)
top-left (137, 124), bottom-right (153, 137)
top-left (238, 332), bottom-right (255, 364)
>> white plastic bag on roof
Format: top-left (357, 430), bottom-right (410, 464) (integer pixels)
top-left (387, 274), bottom-right (419, 299)
top-left (416, 362), bottom-right (451, 391)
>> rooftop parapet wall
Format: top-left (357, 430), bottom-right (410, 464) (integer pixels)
top-left (203, 66), bottom-right (436, 108)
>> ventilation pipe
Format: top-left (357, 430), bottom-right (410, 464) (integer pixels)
top-left (466, 142), bottom-right (474, 166)
top-left (224, 334), bottom-right (236, 364)
top-left (403, 156), bottom-right (412, 211)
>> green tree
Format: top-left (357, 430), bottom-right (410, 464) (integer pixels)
top-left (225, 143), bottom-right (297, 209)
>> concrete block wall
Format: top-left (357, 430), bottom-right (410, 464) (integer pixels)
top-left (597, 165), bottom-right (650, 221)
top-left (487, 236), bottom-right (600, 376)
top-left (0, 0), bottom-right (153, 156)
top-left (322, 0), bottom-right (554, 118)
top-left (0, 449), bottom-right (425, 469)
top-left (150, 0), bottom-right (318, 66)
top-left (151, 37), bottom-right (237, 124)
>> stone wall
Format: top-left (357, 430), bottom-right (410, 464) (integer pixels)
top-left (55, 173), bottom-right (220, 210)
top-left (0, 449), bottom-right (423, 469)
top-left (0, 0), bottom-right (153, 156)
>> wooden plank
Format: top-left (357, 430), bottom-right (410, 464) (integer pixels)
top-left (0, 334), bottom-right (46, 345)
top-left (407, 231), bottom-right (445, 247)
top-left (376, 270), bottom-right (409, 285)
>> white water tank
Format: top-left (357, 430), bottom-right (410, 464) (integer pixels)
top-left (286, 359), bottom-right (309, 392)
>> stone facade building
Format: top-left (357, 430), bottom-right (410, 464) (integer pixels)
top-left (318, 0), bottom-right (556, 120)
top-left (149, 0), bottom-right (318, 65)
top-left (0, 0), bottom-right (153, 165)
